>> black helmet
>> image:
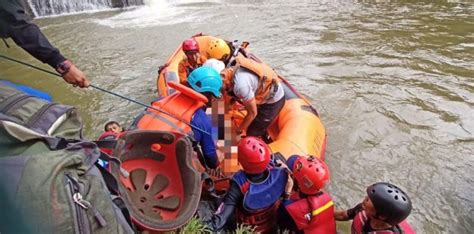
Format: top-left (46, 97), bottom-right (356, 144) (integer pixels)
top-left (366, 182), bottom-right (412, 225)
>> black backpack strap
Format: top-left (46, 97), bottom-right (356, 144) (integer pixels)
top-left (96, 159), bottom-right (135, 231)
top-left (96, 161), bottom-right (120, 195)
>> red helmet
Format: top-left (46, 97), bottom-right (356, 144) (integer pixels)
top-left (291, 156), bottom-right (330, 195)
top-left (182, 38), bottom-right (199, 52)
top-left (237, 136), bottom-right (271, 174)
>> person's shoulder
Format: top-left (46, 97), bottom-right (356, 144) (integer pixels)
top-left (179, 56), bottom-right (189, 64)
top-left (234, 68), bottom-right (257, 79)
top-left (191, 108), bottom-right (210, 125)
top-left (193, 108), bottom-right (207, 117)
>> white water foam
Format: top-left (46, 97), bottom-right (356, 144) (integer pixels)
top-left (28, 0), bottom-right (115, 17)
top-left (94, 0), bottom-right (221, 28)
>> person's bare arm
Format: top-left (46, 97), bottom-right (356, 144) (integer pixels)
top-left (335, 203), bottom-right (363, 221)
top-left (334, 209), bottom-right (350, 221)
top-left (237, 98), bottom-right (257, 134)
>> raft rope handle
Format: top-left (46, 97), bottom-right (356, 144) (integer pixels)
top-left (0, 54), bottom-right (211, 136)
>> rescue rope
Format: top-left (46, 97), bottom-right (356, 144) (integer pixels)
top-left (0, 54), bottom-right (211, 136)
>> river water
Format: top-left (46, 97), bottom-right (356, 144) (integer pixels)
top-left (0, 0), bottom-right (473, 233)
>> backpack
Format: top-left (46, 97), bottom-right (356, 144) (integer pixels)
top-left (0, 84), bottom-right (134, 233)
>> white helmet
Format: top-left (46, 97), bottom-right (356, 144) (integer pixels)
top-left (203, 59), bottom-right (225, 73)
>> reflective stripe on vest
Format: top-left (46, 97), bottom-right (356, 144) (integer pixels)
top-left (285, 191), bottom-right (336, 234)
top-left (311, 200), bottom-right (334, 216)
top-left (136, 82), bottom-right (207, 135)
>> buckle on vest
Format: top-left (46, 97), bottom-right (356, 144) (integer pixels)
top-left (304, 212), bottom-right (312, 221)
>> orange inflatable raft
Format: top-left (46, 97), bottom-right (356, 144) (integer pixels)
top-left (157, 34), bottom-right (327, 175)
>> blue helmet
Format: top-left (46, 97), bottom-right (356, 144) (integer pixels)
top-left (187, 66), bottom-right (222, 98)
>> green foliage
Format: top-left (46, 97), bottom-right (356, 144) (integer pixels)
top-left (234, 223), bottom-right (256, 234)
top-left (172, 217), bottom-right (256, 234)
top-left (177, 216), bottom-right (212, 234)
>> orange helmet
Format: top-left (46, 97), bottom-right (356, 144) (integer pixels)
top-left (208, 38), bottom-right (231, 61)
top-left (290, 155), bottom-right (330, 195)
top-left (237, 136), bottom-right (271, 174)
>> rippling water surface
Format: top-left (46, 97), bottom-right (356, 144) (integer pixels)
top-left (1, 1), bottom-right (473, 233)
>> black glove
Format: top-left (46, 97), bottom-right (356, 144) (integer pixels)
top-left (347, 203), bottom-right (363, 219)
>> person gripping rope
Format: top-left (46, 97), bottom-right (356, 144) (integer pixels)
top-left (0, 0), bottom-right (89, 88)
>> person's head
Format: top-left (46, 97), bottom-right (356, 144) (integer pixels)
top-left (208, 38), bottom-right (231, 62)
top-left (104, 121), bottom-right (123, 134)
top-left (237, 136), bottom-right (271, 174)
top-left (187, 66), bottom-right (222, 101)
top-left (203, 59), bottom-right (225, 73)
top-left (363, 182), bottom-right (412, 226)
top-left (220, 68), bottom-right (235, 94)
top-left (288, 155), bottom-right (329, 195)
top-left (182, 38), bottom-right (200, 64)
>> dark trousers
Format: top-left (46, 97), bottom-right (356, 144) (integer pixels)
top-left (246, 97), bottom-right (286, 137)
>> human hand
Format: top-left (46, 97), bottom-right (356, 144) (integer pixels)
top-left (285, 176), bottom-right (294, 196)
top-left (235, 129), bottom-right (246, 142)
top-left (236, 128), bottom-right (246, 136)
top-left (62, 62), bottom-right (90, 88)
top-left (216, 141), bottom-right (225, 162)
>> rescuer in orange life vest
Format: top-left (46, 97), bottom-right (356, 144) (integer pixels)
top-left (202, 136), bottom-right (288, 233)
top-left (334, 182), bottom-right (416, 234)
top-left (178, 38), bottom-right (207, 84)
top-left (278, 155), bottom-right (337, 233)
top-left (204, 56), bottom-right (285, 139)
top-left (178, 37), bottom-right (232, 84)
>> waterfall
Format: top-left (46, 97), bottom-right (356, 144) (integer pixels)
top-left (26, 0), bottom-right (144, 17)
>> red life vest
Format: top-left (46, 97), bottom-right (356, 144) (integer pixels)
top-left (98, 131), bottom-right (119, 155)
top-left (135, 82), bottom-right (208, 134)
top-left (232, 168), bottom-right (288, 233)
top-left (284, 191), bottom-right (336, 234)
top-left (351, 211), bottom-right (416, 234)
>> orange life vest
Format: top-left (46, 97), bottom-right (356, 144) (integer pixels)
top-left (98, 131), bottom-right (119, 155)
top-left (178, 54), bottom-right (207, 84)
top-left (136, 82), bottom-right (208, 134)
top-left (223, 53), bottom-right (280, 104)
